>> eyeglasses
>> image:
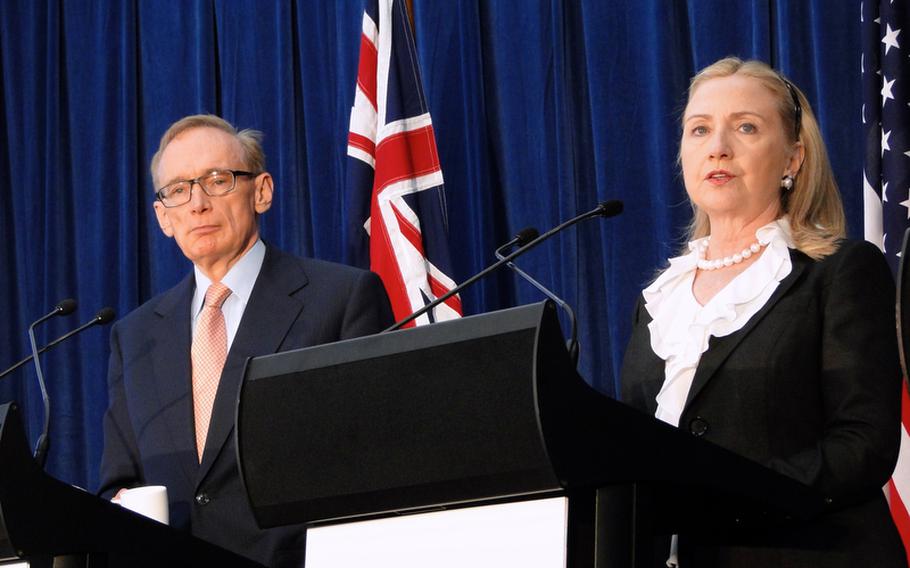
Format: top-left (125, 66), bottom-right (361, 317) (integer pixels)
top-left (155, 169), bottom-right (257, 208)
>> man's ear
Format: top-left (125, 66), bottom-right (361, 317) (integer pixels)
top-left (254, 173), bottom-right (274, 214)
top-left (153, 201), bottom-right (175, 237)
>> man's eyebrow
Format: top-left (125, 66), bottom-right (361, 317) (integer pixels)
top-left (159, 168), bottom-right (224, 188)
top-left (158, 176), bottom-right (182, 188)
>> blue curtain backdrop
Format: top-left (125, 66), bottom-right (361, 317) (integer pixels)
top-left (0, 1), bottom-right (863, 490)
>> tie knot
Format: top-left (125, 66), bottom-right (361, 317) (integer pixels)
top-left (204, 282), bottom-right (232, 309)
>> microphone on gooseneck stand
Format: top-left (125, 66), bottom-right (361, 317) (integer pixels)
top-left (384, 200), bottom-right (624, 332)
top-left (495, 233), bottom-right (580, 367)
top-left (27, 298), bottom-right (77, 468)
top-left (0, 306), bottom-right (116, 380)
top-left (494, 227), bottom-right (540, 257)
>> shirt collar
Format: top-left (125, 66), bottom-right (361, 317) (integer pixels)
top-left (192, 239), bottom-right (266, 316)
top-left (643, 217), bottom-right (794, 309)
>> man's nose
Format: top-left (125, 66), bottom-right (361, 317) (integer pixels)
top-left (188, 181), bottom-right (211, 211)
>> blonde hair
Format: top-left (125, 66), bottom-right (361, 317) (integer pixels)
top-left (683, 57), bottom-right (845, 259)
top-left (149, 114), bottom-right (265, 189)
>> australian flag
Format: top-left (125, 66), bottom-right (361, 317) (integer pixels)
top-left (863, 0), bottom-right (910, 561)
top-left (345, 0), bottom-right (462, 327)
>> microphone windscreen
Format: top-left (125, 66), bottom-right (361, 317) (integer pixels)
top-left (95, 307), bottom-right (116, 324)
top-left (56, 298), bottom-right (77, 315)
top-left (514, 227), bottom-right (540, 246)
top-left (596, 200), bottom-right (624, 218)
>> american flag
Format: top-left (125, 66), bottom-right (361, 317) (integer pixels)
top-left (863, 0), bottom-right (910, 560)
top-left (345, 0), bottom-right (462, 326)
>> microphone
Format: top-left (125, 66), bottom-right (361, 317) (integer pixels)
top-left (0, 307), bottom-right (115, 380)
top-left (494, 227), bottom-right (540, 257)
top-left (385, 200), bottom-right (623, 331)
top-left (495, 236), bottom-right (579, 367)
top-left (27, 298), bottom-right (78, 468)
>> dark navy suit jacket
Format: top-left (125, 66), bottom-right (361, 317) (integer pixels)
top-left (98, 245), bottom-right (394, 567)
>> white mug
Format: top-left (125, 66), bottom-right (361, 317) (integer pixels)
top-left (119, 485), bottom-right (169, 525)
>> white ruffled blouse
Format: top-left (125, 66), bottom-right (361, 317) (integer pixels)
top-left (643, 218), bottom-right (795, 427)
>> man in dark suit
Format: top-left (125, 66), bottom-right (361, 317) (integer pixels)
top-left (97, 114), bottom-right (394, 567)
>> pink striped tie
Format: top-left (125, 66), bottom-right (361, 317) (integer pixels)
top-left (191, 282), bottom-right (232, 461)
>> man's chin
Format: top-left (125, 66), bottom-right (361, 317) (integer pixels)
top-left (179, 238), bottom-right (221, 265)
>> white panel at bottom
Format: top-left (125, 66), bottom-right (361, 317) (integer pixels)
top-left (305, 497), bottom-right (568, 568)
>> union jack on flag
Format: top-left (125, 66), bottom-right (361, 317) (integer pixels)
top-left (345, 0), bottom-right (462, 327)
top-left (863, 0), bottom-right (910, 562)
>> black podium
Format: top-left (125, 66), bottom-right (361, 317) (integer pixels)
top-left (0, 402), bottom-right (263, 568)
top-left (236, 301), bottom-right (826, 567)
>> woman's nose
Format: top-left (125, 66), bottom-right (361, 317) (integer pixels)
top-left (707, 129), bottom-right (732, 160)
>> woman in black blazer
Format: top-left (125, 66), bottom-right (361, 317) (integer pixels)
top-left (621, 57), bottom-right (906, 567)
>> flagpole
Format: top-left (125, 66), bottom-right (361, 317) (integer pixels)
top-left (404, 0), bottom-right (415, 35)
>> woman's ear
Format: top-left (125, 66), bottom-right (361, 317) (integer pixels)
top-left (787, 141), bottom-right (805, 178)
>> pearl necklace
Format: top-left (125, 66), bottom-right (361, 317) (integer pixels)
top-left (696, 238), bottom-right (766, 271)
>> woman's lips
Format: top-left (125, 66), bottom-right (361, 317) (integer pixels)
top-left (706, 170), bottom-right (735, 185)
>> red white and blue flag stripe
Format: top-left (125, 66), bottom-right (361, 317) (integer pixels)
top-left (863, 1), bottom-right (910, 561)
top-left (346, 0), bottom-right (462, 326)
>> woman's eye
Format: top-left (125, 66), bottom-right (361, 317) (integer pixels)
top-left (739, 123), bottom-right (757, 134)
top-left (691, 125), bottom-right (708, 136)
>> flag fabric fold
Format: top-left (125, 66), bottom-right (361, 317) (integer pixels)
top-left (345, 0), bottom-right (462, 327)
top-left (863, 1), bottom-right (910, 561)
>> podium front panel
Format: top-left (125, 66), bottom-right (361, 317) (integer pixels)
top-left (305, 497), bottom-right (569, 568)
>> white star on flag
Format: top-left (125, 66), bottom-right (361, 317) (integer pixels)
top-left (863, 3), bottom-right (910, 554)
top-left (900, 195), bottom-right (910, 218)
top-left (883, 75), bottom-right (897, 103)
top-left (883, 23), bottom-right (902, 53)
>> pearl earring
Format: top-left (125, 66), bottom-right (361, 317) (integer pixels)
top-left (781, 175), bottom-right (794, 191)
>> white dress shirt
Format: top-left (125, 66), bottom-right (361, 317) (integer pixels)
top-left (191, 239), bottom-right (266, 352)
top-left (643, 218), bottom-right (795, 427)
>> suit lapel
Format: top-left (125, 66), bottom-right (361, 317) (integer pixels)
top-left (684, 253), bottom-right (809, 408)
top-left (197, 246), bottom-right (309, 482)
top-left (626, 299), bottom-right (666, 415)
top-left (149, 273), bottom-right (199, 487)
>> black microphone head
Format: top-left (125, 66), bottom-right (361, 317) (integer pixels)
top-left (55, 298), bottom-right (77, 316)
top-left (595, 200), bottom-right (624, 218)
top-left (514, 227), bottom-right (540, 246)
top-left (95, 307), bottom-right (116, 324)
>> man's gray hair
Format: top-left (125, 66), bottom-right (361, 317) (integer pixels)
top-left (150, 114), bottom-right (265, 188)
